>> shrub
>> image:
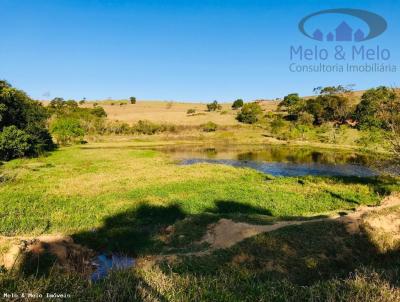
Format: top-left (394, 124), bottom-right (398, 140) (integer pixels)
top-left (91, 106), bottom-right (107, 118)
top-left (207, 100), bottom-right (222, 112)
top-left (104, 121), bottom-right (131, 135)
top-left (129, 97), bottom-right (136, 104)
top-left (232, 99), bottom-right (244, 109)
top-left (24, 123), bottom-right (55, 155)
top-left (236, 102), bottom-right (263, 124)
top-left (202, 121), bottom-right (218, 132)
top-left (132, 120), bottom-right (161, 135)
top-left (297, 112), bottom-right (314, 126)
top-left (65, 100), bottom-right (78, 109)
top-left (50, 118), bottom-right (85, 145)
top-left (270, 116), bottom-right (286, 134)
top-left (0, 126), bottom-right (31, 160)
top-left (159, 123), bottom-right (177, 133)
top-left (187, 109), bottom-right (196, 115)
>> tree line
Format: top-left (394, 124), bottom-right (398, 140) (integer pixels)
top-left (1, 81), bottom-right (399, 162)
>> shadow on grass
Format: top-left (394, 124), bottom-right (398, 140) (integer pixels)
top-left (165, 219), bottom-right (400, 289)
top-left (210, 200), bottom-right (272, 216)
top-left (72, 200), bottom-right (275, 256)
top-left (324, 190), bottom-right (360, 205)
top-left (15, 200), bottom-right (277, 283)
top-left (13, 176), bottom-right (400, 299)
top-left (327, 175), bottom-right (400, 195)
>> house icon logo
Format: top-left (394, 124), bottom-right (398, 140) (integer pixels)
top-left (299, 9), bottom-right (387, 42)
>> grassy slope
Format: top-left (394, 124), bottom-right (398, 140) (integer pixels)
top-left (79, 100), bottom-right (279, 126)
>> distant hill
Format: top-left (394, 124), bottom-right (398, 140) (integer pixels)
top-left (40, 99), bottom-right (280, 126)
top-left (39, 88), bottom-right (397, 125)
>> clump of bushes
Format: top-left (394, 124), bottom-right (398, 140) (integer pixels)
top-left (273, 86), bottom-right (400, 157)
top-left (207, 100), bottom-right (222, 112)
top-left (278, 86), bottom-right (355, 125)
top-left (201, 121), bottom-right (218, 132)
top-left (93, 120), bottom-right (177, 136)
top-left (232, 99), bottom-right (244, 109)
top-left (50, 117), bottom-right (85, 145)
top-left (187, 108), bottom-right (196, 115)
top-left (297, 112), bottom-right (314, 126)
top-left (47, 98), bottom-right (109, 145)
top-left (91, 106), bottom-right (107, 118)
top-left (49, 97), bottom-right (107, 118)
top-left (132, 120), bottom-right (163, 135)
top-left (236, 102), bottom-right (263, 124)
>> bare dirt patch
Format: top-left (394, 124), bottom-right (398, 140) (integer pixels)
top-left (201, 194), bottom-right (400, 250)
top-left (1, 235), bottom-right (94, 274)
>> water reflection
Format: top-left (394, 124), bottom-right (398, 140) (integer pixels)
top-left (158, 145), bottom-right (387, 177)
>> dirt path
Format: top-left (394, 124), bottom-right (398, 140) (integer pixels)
top-left (141, 193), bottom-right (400, 265)
top-left (199, 193), bottom-right (400, 250)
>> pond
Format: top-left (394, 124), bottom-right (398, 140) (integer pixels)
top-left (158, 144), bottom-right (389, 177)
top-left (91, 254), bottom-right (135, 282)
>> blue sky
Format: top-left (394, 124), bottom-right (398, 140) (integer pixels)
top-left (1, 0), bottom-right (399, 101)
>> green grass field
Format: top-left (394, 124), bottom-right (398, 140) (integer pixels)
top-left (0, 144), bottom-right (392, 236)
top-left (1, 141), bottom-right (399, 301)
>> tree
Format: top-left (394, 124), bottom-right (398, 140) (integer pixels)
top-left (355, 86), bottom-right (396, 129)
top-left (301, 86), bottom-right (353, 124)
top-left (313, 85), bottom-right (353, 95)
top-left (278, 93), bottom-right (301, 111)
top-left (207, 100), bottom-right (222, 112)
top-left (372, 89), bottom-right (400, 162)
top-left (0, 81), bottom-right (54, 160)
top-left (236, 102), bottom-right (263, 124)
top-left (49, 97), bottom-right (65, 111)
top-left (232, 99), bottom-right (244, 110)
top-left (130, 97), bottom-right (136, 104)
